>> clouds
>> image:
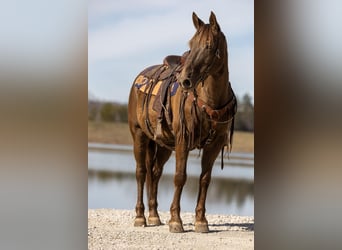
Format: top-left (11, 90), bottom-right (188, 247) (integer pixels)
top-left (89, 1), bottom-right (253, 63)
top-left (88, 12), bottom-right (189, 64)
top-left (88, 0), bottom-right (254, 103)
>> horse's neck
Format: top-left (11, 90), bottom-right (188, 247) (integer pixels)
top-left (197, 66), bottom-right (231, 108)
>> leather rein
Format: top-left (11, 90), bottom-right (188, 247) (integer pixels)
top-left (178, 33), bottom-right (237, 163)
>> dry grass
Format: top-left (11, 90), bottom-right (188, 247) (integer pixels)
top-left (88, 121), bottom-right (133, 145)
top-left (230, 131), bottom-right (254, 153)
top-left (88, 121), bottom-right (253, 153)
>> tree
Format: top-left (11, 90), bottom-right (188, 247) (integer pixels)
top-left (100, 103), bottom-right (116, 122)
top-left (235, 94), bottom-right (254, 131)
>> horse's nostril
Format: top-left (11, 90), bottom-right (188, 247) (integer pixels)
top-left (182, 79), bottom-right (192, 89)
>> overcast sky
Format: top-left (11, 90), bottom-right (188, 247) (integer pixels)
top-left (88, 0), bottom-right (254, 103)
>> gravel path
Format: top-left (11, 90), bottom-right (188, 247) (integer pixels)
top-left (88, 209), bottom-right (254, 250)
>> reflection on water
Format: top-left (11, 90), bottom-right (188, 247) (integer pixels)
top-left (88, 145), bottom-right (254, 216)
top-left (88, 169), bottom-right (254, 216)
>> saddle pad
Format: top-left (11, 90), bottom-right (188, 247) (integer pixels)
top-left (134, 75), bottom-right (179, 97)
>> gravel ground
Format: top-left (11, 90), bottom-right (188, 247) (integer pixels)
top-left (88, 209), bottom-right (254, 250)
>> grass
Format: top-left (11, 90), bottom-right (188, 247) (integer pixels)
top-left (88, 121), bottom-right (254, 153)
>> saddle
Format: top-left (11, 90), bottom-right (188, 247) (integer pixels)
top-left (134, 51), bottom-right (189, 142)
top-left (163, 55), bottom-right (182, 68)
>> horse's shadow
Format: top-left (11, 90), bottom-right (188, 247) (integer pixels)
top-left (182, 222), bottom-right (254, 233)
top-left (209, 222), bottom-right (254, 232)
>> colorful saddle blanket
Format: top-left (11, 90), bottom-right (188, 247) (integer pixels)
top-left (133, 62), bottom-right (182, 118)
top-left (134, 74), bottom-right (179, 97)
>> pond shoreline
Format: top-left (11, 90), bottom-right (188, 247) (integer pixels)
top-left (88, 121), bottom-right (254, 153)
top-left (88, 209), bottom-right (254, 250)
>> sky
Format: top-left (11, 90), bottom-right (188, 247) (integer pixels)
top-left (88, 0), bottom-right (254, 103)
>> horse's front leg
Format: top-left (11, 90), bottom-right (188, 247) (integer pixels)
top-left (169, 143), bottom-right (189, 233)
top-left (195, 145), bottom-right (222, 233)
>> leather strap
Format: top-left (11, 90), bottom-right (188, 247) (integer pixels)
top-left (187, 91), bottom-right (236, 123)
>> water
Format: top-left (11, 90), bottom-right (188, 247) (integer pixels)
top-left (88, 144), bottom-right (254, 216)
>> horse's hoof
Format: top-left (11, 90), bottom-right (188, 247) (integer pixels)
top-left (134, 217), bottom-right (146, 227)
top-left (169, 221), bottom-right (184, 233)
top-left (195, 221), bottom-right (209, 233)
top-left (148, 216), bottom-right (162, 226)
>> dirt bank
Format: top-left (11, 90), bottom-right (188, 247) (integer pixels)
top-left (88, 209), bottom-right (254, 250)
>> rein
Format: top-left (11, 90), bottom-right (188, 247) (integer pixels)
top-left (180, 87), bottom-right (237, 169)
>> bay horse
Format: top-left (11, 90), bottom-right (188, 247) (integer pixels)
top-left (128, 11), bottom-right (237, 233)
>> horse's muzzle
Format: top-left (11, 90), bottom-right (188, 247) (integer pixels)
top-left (181, 79), bottom-right (193, 90)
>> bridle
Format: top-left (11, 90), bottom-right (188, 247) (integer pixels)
top-left (198, 33), bottom-right (222, 86)
top-left (178, 32), bottom-right (236, 151)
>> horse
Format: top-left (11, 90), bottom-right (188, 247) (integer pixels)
top-left (128, 11), bottom-right (237, 233)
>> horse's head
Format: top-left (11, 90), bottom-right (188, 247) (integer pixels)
top-left (179, 11), bottom-right (226, 90)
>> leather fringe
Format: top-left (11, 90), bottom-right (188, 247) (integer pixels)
top-left (176, 92), bottom-right (188, 146)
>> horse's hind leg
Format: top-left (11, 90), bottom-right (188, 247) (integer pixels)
top-left (132, 128), bottom-right (149, 227)
top-left (146, 144), bottom-right (171, 226)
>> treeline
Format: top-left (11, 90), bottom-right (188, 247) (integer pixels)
top-left (234, 94), bottom-right (254, 132)
top-left (88, 101), bottom-right (128, 122)
top-left (88, 93), bottom-right (254, 131)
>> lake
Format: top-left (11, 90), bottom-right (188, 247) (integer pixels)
top-left (88, 143), bottom-right (254, 216)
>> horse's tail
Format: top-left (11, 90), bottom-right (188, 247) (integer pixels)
top-left (229, 116), bottom-right (235, 153)
top-left (228, 87), bottom-right (237, 153)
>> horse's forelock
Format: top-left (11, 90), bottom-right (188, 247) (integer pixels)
top-left (189, 25), bottom-right (214, 49)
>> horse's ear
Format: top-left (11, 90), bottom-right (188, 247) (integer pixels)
top-left (209, 11), bottom-right (221, 34)
top-left (192, 12), bottom-right (204, 30)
